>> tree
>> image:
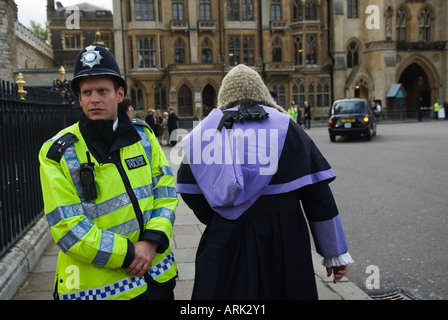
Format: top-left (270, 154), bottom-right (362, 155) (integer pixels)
top-left (29, 20), bottom-right (47, 42)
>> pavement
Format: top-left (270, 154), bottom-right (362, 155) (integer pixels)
top-left (2, 144), bottom-right (372, 301)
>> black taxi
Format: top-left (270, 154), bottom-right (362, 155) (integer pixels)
top-left (328, 98), bottom-right (378, 142)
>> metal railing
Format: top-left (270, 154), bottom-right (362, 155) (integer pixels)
top-left (0, 78), bottom-right (81, 257)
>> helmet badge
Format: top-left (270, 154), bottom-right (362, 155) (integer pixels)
top-left (81, 45), bottom-right (103, 68)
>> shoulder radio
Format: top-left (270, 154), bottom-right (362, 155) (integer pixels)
top-left (80, 152), bottom-right (97, 201)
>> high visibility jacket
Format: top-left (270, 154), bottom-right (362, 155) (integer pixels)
top-left (288, 107), bottom-right (298, 121)
top-left (38, 118), bottom-right (178, 300)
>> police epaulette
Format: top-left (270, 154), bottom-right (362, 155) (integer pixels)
top-left (130, 117), bottom-right (152, 132)
top-left (46, 133), bottom-right (79, 162)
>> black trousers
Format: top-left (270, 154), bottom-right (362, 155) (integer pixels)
top-left (133, 276), bottom-right (176, 300)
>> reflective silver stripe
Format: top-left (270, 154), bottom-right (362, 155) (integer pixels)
top-left (151, 208), bottom-right (175, 226)
top-left (64, 145), bottom-right (83, 197)
top-left (108, 210), bottom-right (151, 236)
top-left (61, 145), bottom-right (154, 222)
top-left (91, 230), bottom-right (115, 267)
top-left (57, 217), bottom-right (94, 253)
top-left (154, 186), bottom-right (177, 200)
top-left (135, 126), bottom-right (152, 164)
top-left (46, 203), bottom-right (84, 227)
top-left (152, 166), bottom-right (174, 186)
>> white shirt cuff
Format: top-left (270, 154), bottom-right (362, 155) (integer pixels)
top-left (322, 252), bottom-right (354, 268)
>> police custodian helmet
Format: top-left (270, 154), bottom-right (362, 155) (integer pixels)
top-left (71, 45), bottom-right (127, 96)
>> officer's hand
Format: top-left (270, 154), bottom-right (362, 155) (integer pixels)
top-left (326, 265), bottom-right (349, 284)
top-left (126, 240), bottom-right (158, 277)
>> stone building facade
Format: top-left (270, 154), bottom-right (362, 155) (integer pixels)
top-left (112, 0), bottom-right (447, 121)
top-left (0, 0), bottom-right (53, 83)
top-left (332, 0), bottom-right (447, 116)
top-left (46, 0), bottom-right (114, 68)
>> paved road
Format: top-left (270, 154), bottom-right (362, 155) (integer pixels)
top-left (305, 120), bottom-right (448, 300)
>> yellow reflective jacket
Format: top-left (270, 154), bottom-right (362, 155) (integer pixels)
top-left (38, 115), bottom-right (178, 300)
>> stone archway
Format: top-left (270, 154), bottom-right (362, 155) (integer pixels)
top-left (354, 77), bottom-right (370, 100)
top-left (202, 84), bottom-right (216, 118)
top-left (396, 55), bottom-right (440, 115)
top-left (399, 63), bottom-right (430, 113)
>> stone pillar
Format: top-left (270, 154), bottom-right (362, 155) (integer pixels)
top-left (0, 0), bottom-right (18, 82)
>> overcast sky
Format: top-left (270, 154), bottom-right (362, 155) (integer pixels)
top-left (15, 0), bottom-right (113, 28)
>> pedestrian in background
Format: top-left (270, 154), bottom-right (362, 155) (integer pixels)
top-left (288, 101), bottom-right (298, 122)
top-left (118, 97), bottom-right (134, 118)
top-left (444, 98), bottom-right (448, 120)
top-left (177, 64), bottom-right (353, 300)
top-left (303, 100), bottom-right (311, 129)
top-left (145, 109), bottom-right (158, 136)
top-left (162, 111), bottom-right (170, 145)
top-left (434, 100), bottom-right (440, 120)
top-left (155, 109), bottom-right (163, 143)
top-left (167, 107), bottom-right (178, 146)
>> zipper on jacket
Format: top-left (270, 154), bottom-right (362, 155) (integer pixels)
top-left (115, 160), bottom-right (145, 238)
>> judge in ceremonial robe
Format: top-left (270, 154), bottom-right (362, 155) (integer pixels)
top-left (177, 65), bottom-right (353, 300)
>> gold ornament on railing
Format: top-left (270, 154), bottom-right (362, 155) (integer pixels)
top-left (16, 73), bottom-right (27, 100)
top-left (59, 65), bottom-right (66, 83)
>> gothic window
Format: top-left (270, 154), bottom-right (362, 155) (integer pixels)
top-left (154, 84), bottom-right (167, 110)
top-left (175, 38), bottom-right (186, 64)
top-left (293, 0), bottom-right (317, 21)
top-left (149, 38), bottom-right (156, 67)
top-left (178, 85), bottom-right (193, 116)
top-left (243, 36), bottom-right (255, 66)
top-left (306, 35), bottom-right (316, 65)
top-left (396, 8), bottom-right (407, 42)
top-left (305, 0), bottom-right (317, 20)
top-left (202, 37), bottom-right (213, 63)
top-left (131, 86), bottom-right (144, 110)
top-left (229, 36), bottom-right (254, 66)
top-left (200, 0), bottom-right (211, 20)
top-left (317, 78), bottom-right (330, 107)
top-left (308, 83), bottom-right (315, 107)
top-left (135, 0), bottom-right (155, 21)
top-left (63, 33), bottom-right (82, 49)
top-left (272, 37), bottom-right (282, 62)
top-left (272, 83), bottom-right (286, 108)
top-left (137, 37), bottom-right (156, 68)
top-left (271, 0), bottom-right (281, 21)
top-left (346, 40), bottom-right (359, 68)
top-left (228, 0), bottom-right (254, 22)
top-left (419, 7), bottom-right (432, 41)
top-left (347, 0), bottom-right (358, 19)
top-left (228, 0), bottom-right (239, 21)
top-left (172, 0), bottom-right (184, 20)
top-left (242, 0), bottom-right (254, 21)
top-left (293, 0), bottom-right (302, 22)
top-left (292, 80), bottom-right (306, 107)
top-left (229, 36), bottom-right (240, 65)
top-left (294, 36), bottom-right (303, 66)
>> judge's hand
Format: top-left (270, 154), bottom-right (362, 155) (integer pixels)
top-left (126, 240), bottom-right (157, 277)
top-left (326, 265), bottom-right (349, 283)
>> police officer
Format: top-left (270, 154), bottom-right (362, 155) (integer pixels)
top-left (38, 45), bottom-right (178, 300)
